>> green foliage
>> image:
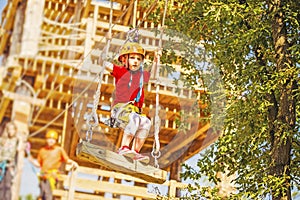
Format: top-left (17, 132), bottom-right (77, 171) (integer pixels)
top-left (148, 0), bottom-right (300, 199)
top-left (19, 194), bottom-right (36, 200)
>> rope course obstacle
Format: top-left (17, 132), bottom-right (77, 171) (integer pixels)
top-left (75, 0), bottom-right (169, 183)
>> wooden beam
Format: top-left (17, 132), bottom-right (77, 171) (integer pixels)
top-left (123, 0), bottom-right (134, 26)
top-left (2, 90), bottom-right (45, 106)
top-left (160, 123), bottom-right (211, 163)
top-left (76, 141), bottom-right (167, 184)
top-left (0, 0), bottom-right (21, 54)
top-left (81, 0), bottom-right (91, 19)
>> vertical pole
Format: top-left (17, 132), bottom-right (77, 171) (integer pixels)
top-left (67, 166), bottom-right (78, 200)
top-left (61, 103), bottom-right (69, 148)
top-left (169, 180), bottom-right (177, 198)
top-left (132, 0), bottom-right (138, 28)
top-left (20, 0), bottom-right (45, 56)
top-left (11, 84), bottom-right (33, 200)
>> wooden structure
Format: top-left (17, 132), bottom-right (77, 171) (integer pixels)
top-left (53, 164), bottom-right (191, 200)
top-left (0, 0), bottom-right (220, 198)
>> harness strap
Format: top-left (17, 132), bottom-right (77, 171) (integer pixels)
top-left (134, 65), bottom-right (144, 103)
top-left (0, 161), bottom-right (7, 182)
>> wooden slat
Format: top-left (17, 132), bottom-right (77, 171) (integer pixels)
top-left (73, 178), bottom-right (156, 199)
top-left (2, 90), bottom-right (45, 106)
top-left (76, 141), bottom-right (167, 184)
top-left (53, 189), bottom-right (119, 200)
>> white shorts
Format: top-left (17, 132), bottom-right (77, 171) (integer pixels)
top-left (123, 112), bottom-right (151, 139)
top-left (111, 103), bottom-right (151, 139)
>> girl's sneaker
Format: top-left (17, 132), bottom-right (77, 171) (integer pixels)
top-left (117, 147), bottom-right (136, 159)
top-left (134, 153), bottom-right (150, 164)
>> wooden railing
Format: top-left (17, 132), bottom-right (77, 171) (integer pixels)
top-left (53, 165), bottom-right (190, 200)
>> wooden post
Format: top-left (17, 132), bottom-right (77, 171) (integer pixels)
top-left (11, 83), bottom-right (32, 200)
top-left (8, 0), bottom-right (26, 58)
top-left (169, 180), bottom-right (177, 198)
top-left (169, 159), bottom-right (182, 197)
top-left (20, 0), bottom-right (45, 56)
top-left (61, 103), bottom-right (69, 148)
top-left (84, 18), bottom-right (93, 58)
top-left (66, 165), bottom-right (77, 200)
top-left (132, 0), bottom-right (138, 28)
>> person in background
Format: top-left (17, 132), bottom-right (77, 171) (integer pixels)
top-left (0, 121), bottom-right (22, 200)
top-left (29, 129), bottom-right (78, 200)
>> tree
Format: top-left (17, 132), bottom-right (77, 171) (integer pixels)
top-left (151, 0), bottom-right (300, 199)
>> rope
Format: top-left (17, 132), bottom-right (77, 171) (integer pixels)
top-left (85, 0), bottom-right (114, 142)
top-left (151, 0), bottom-right (168, 168)
top-left (28, 75), bottom-right (97, 138)
top-left (119, 0), bottom-right (158, 47)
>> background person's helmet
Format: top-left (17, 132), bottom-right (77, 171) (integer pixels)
top-left (118, 42), bottom-right (145, 61)
top-left (46, 130), bottom-right (58, 140)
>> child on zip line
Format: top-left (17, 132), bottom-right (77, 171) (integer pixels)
top-left (104, 41), bottom-right (159, 164)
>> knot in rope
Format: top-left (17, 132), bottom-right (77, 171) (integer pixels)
top-left (126, 28), bottom-right (139, 42)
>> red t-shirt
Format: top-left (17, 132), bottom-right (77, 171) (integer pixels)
top-left (111, 64), bottom-right (150, 108)
top-left (37, 145), bottom-right (69, 172)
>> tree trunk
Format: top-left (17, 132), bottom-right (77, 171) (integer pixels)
top-left (269, 0), bottom-right (295, 199)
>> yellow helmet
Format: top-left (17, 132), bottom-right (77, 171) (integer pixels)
top-left (118, 42), bottom-right (145, 61)
top-left (46, 130), bottom-right (58, 140)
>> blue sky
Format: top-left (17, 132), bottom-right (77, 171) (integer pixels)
top-left (0, 1), bottom-right (6, 23)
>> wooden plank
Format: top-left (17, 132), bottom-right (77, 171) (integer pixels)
top-left (57, 167), bottom-right (157, 199)
top-left (2, 90), bottom-right (45, 106)
top-left (53, 189), bottom-right (119, 200)
top-left (76, 141), bottom-right (167, 184)
top-left (73, 178), bottom-right (156, 199)
top-left (75, 165), bottom-right (149, 183)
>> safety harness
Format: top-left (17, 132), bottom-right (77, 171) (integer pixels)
top-left (107, 64), bottom-right (144, 128)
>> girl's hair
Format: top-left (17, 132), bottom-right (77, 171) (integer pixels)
top-left (3, 121), bottom-right (17, 138)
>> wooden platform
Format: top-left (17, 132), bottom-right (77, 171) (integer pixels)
top-left (76, 141), bottom-right (167, 184)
